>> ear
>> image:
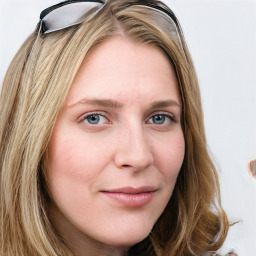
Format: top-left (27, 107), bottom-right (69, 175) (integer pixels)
top-left (249, 159), bottom-right (256, 178)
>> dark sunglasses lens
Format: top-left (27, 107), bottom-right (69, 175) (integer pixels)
top-left (41, 1), bottom-right (104, 34)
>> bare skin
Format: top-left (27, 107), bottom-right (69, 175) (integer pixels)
top-left (46, 36), bottom-right (185, 256)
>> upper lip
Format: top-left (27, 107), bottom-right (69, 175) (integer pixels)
top-left (101, 186), bottom-right (157, 194)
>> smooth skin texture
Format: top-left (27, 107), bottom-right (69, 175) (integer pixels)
top-left (46, 36), bottom-right (185, 256)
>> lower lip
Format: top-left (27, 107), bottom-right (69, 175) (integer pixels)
top-left (102, 192), bottom-right (154, 207)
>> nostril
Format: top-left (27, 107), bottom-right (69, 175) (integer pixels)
top-left (114, 132), bottom-right (153, 170)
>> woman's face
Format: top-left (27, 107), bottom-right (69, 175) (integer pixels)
top-left (46, 36), bottom-right (185, 255)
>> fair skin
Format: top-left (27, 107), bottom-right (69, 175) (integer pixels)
top-left (46, 35), bottom-right (185, 256)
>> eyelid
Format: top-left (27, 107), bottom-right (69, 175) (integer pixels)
top-left (77, 111), bottom-right (177, 125)
top-left (146, 111), bottom-right (176, 122)
top-left (77, 111), bottom-right (111, 124)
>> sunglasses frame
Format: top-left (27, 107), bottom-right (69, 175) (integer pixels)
top-left (40, 0), bottom-right (104, 19)
top-left (39, 0), bottom-right (181, 36)
top-left (40, 0), bottom-right (105, 34)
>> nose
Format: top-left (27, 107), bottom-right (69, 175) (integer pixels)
top-left (114, 124), bottom-right (154, 171)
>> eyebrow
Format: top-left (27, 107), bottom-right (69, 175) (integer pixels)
top-left (151, 100), bottom-right (181, 109)
top-left (68, 99), bottom-right (123, 109)
top-left (68, 98), bottom-right (181, 109)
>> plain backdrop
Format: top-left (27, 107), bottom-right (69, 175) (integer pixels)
top-left (0, 0), bottom-right (256, 255)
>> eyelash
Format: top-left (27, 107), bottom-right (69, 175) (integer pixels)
top-left (147, 113), bottom-right (176, 125)
top-left (78, 112), bottom-right (111, 125)
top-left (78, 112), bottom-right (176, 127)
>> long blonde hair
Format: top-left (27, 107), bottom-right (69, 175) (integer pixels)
top-left (0, 0), bottom-right (229, 255)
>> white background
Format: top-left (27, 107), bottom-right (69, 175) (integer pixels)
top-left (0, 0), bottom-right (255, 255)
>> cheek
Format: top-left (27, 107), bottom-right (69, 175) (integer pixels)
top-left (45, 131), bottom-right (104, 215)
top-left (47, 126), bottom-right (108, 182)
top-left (45, 137), bottom-right (87, 207)
top-left (45, 127), bottom-right (117, 208)
top-left (155, 131), bottom-right (185, 182)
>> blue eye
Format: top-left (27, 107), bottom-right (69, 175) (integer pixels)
top-left (148, 114), bottom-right (174, 125)
top-left (86, 114), bottom-right (100, 124)
top-left (83, 114), bottom-right (108, 125)
top-left (152, 115), bottom-right (166, 124)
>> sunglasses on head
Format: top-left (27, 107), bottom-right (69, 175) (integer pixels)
top-left (40, 0), bottom-right (180, 37)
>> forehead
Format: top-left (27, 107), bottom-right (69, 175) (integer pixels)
top-left (66, 35), bottom-right (180, 106)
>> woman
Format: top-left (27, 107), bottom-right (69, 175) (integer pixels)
top-left (0, 0), bottom-right (229, 255)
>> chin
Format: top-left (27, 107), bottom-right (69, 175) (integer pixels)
top-left (100, 225), bottom-right (153, 248)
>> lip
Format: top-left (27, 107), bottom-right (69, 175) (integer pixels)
top-left (101, 186), bottom-right (157, 207)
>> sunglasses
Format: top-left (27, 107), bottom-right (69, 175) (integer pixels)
top-left (40, 0), bottom-right (181, 38)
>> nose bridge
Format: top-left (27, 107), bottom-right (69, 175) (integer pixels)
top-left (114, 120), bottom-right (153, 170)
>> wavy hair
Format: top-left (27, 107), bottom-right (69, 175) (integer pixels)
top-left (0, 0), bottom-right (229, 255)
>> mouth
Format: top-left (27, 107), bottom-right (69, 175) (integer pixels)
top-left (101, 186), bottom-right (157, 207)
